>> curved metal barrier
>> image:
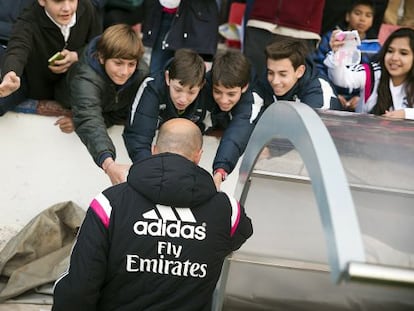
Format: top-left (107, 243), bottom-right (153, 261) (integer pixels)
top-left (213, 101), bottom-right (414, 311)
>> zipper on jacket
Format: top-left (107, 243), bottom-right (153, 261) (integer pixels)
top-left (114, 91), bottom-right (119, 104)
top-left (162, 7), bottom-right (180, 50)
top-left (162, 29), bottom-right (172, 50)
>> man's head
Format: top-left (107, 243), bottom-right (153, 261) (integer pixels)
top-left (97, 24), bottom-right (145, 85)
top-left (38, 0), bottom-right (78, 26)
top-left (265, 39), bottom-right (307, 96)
top-left (211, 50), bottom-right (250, 111)
top-left (152, 118), bottom-right (203, 164)
top-left (346, 0), bottom-right (375, 38)
top-left (165, 49), bottom-right (206, 112)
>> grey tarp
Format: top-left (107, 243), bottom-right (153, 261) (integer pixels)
top-left (0, 201), bottom-right (85, 302)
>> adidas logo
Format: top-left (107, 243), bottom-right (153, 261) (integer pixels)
top-left (133, 204), bottom-right (206, 240)
top-left (143, 204), bottom-right (197, 222)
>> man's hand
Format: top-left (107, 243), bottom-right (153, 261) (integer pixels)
top-left (55, 116), bottom-right (75, 133)
top-left (0, 71), bottom-right (20, 97)
top-left (48, 49), bottom-right (78, 74)
top-left (102, 158), bottom-right (131, 185)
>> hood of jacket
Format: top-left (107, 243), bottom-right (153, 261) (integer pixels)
top-left (127, 153), bottom-right (217, 207)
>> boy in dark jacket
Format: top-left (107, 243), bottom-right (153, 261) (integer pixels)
top-left (260, 38), bottom-right (340, 110)
top-left (55, 24), bottom-right (149, 185)
top-left (52, 118), bottom-right (253, 311)
top-left (0, 0), bottom-right (101, 116)
top-left (204, 50), bottom-right (264, 190)
top-left (142, 0), bottom-right (219, 74)
top-left (123, 48), bottom-right (208, 164)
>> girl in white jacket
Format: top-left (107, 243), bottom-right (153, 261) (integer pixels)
top-left (324, 27), bottom-right (414, 119)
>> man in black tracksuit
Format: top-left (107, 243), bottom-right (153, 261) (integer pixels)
top-left (52, 118), bottom-right (253, 311)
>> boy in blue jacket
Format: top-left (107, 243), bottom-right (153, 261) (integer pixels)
top-left (204, 49), bottom-right (264, 190)
top-left (123, 48), bottom-right (208, 163)
top-left (259, 38), bottom-right (340, 110)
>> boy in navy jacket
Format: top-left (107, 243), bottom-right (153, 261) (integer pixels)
top-left (204, 50), bottom-right (264, 189)
top-left (123, 48), bottom-right (208, 163)
top-left (259, 39), bottom-right (340, 110)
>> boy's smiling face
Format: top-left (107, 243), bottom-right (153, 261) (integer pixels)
top-left (100, 57), bottom-right (137, 86)
top-left (38, 0), bottom-right (78, 26)
top-left (212, 83), bottom-right (248, 112)
top-left (266, 58), bottom-right (305, 97)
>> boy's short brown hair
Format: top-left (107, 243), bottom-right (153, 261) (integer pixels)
top-left (97, 24), bottom-right (144, 61)
top-left (211, 50), bottom-right (251, 88)
top-left (265, 39), bottom-right (309, 70)
top-left (168, 49), bottom-right (206, 88)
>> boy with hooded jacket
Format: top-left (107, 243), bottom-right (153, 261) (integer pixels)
top-left (55, 24), bottom-right (149, 185)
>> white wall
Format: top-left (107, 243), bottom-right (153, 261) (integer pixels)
top-left (0, 112), bottom-right (238, 227)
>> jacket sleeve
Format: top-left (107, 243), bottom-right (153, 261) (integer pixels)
top-left (1, 14), bottom-right (34, 76)
top-left (69, 64), bottom-right (116, 166)
top-left (324, 51), bottom-right (367, 90)
top-left (123, 77), bottom-right (160, 163)
top-left (212, 90), bottom-right (263, 174)
top-left (299, 75), bottom-right (339, 110)
top-left (312, 31), bottom-right (333, 80)
top-left (225, 194), bottom-right (253, 251)
top-left (52, 195), bottom-right (111, 311)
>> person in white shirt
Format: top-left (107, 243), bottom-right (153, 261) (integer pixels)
top-left (324, 27), bottom-right (414, 119)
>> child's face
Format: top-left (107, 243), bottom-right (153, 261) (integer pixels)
top-left (101, 58), bottom-right (137, 85)
top-left (384, 37), bottom-right (413, 86)
top-left (346, 4), bottom-right (373, 36)
top-left (38, 0), bottom-right (78, 26)
top-left (166, 78), bottom-right (202, 111)
top-left (212, 83), bottom-right (248, 112)
top-left (266, 58), bottom-right (305, 97)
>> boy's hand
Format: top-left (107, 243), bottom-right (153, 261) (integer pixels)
top-left (383, 109), bottom-right (405, 119)
top-left (102, 158), bottom-right (131, 185)
top-left (213, 173), bottom-right (223, 191)
top-left (338, 95), bottom-right (359, 111)
top-left (329, 30), bottom-right (345, 52)
top-left (0, 71), bottom-right (20, 97)
top-left (49, 49), bottom-right (78, 74)
top-left (55, 116), bottom-right (75, 133)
